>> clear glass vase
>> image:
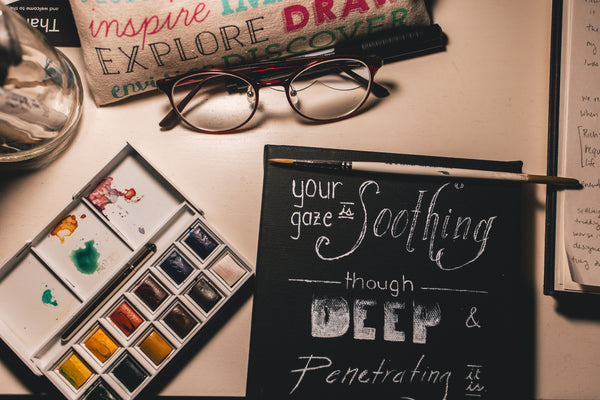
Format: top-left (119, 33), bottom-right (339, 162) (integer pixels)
top-left (0, 2), bottom-right (82, 170)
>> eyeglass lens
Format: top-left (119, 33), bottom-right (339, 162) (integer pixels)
top-left (172, 73), bottom-right (256, 132)
top-left (289, 59), bottom-right (372, 121)
top-left (170, 59), bottom-right (372, 132)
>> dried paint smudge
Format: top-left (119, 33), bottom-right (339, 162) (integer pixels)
top-left (51, 214), bottom-right (78, 243)
top-left (42, 288), bottom-right (58, 307)
top-left (88, 177), bottom-right (143, 212)
top-left (70, 240), bottom-right (100, 274)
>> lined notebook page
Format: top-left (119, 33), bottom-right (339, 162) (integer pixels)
top-left (557, 0), bottom-right (600, 288)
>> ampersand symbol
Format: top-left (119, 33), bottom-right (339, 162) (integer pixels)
top-left (466, 306), bottom-right (481, 328)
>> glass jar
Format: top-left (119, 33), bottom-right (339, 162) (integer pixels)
top-left (0, 2), bottom-right (82, 170)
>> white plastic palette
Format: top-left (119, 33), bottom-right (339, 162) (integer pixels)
top-left (0, 144), bottom-right (253, 399)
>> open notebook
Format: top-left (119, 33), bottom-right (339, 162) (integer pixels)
top-left (546, 0), bottom-right (600, 294)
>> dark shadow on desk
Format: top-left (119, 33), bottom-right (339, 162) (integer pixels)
top-left (515, 184), bottom-right (538, 399)
top-left (0, 340), bottom-right (57, 398)
top-left (554, 292), bottom-right (600, 320)
top-left (0, 166), bottom-right (38, 184)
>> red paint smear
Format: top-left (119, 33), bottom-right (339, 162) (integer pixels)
top-left (88, 177), bottom-right (143, 211)
top-left (123, 188), bottom-right (137, 200)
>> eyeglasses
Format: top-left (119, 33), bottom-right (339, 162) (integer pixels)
top-left (156, 55), bottom-right (389, 133)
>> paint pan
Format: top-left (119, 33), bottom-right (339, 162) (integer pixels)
top-left (0, 144), bottom-right (253, 400)
top-left (181, 223), bottom-right (219, 261)
top-left (133, 274), bottom-right (169, 312)
top-left (58, 352), bottom-right (93, 389)
top-left (158, 248), bottom-right (194, 285)
top-left (84, 327), bottom-right (119, 363)
top-left (111, 354), bottom-right (147, 393)
top-left (188, 275), bottom-right (223, 314)
top-left (83, 379), bottom-right (120, 400)
top-left (162, 302), bottom-right (198, 340)
top-left (108, 301), bottom-right (144, 337)
top-left (210, 252), bottom-right (248, 288)
top-left (138, 330), bottom-right (172, 365)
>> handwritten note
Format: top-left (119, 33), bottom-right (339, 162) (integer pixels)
top-left (247, 145), bottom-right (524, 400)
top-left (560, 0), bottom-right (600, 285)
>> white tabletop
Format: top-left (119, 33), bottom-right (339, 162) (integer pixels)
top-left (0, 1), bottom-right (596, 399)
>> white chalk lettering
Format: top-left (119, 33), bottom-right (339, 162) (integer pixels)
top-left (290, 209), bottom-right (333, 240)
top-left (292, 178), bottom-right (343, 208)
top-left (344, 271), bottom-right (414, 297)
top-left (384, 301), bottom-right (406, 341)
top-left (315, 181), bottom-right (497, 270)
top-left (290, 354), bottom-right (451, 399)
top-left (311, 295), bottom-right (441, 343)
top-left (354, 298), bottom-right (376, 340)
top-left (311, 295), bottom-right (350, 338)
top-left (413, 302), bottom-right (442, 344)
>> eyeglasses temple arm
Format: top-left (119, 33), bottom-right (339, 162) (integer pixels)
top-left (159, 109), bottom-right (179, 130)
top-left (338, 67), bottom-right (389, 98)
top-left (370, 80), bottom-right (389, 98)
top-left (159, 82), bottom-right (203, 129)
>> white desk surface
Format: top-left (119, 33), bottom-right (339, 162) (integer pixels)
top-left (0, 1), bottom-right (597, 399)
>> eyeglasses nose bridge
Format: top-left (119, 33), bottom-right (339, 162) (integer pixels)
top-left (255, 77), bottom-right (289, 89)
top-left (252, 78), bottom-right (300, 107)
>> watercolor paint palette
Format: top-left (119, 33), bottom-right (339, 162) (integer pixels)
top-left (0, 144), bottom-right (253, 400)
